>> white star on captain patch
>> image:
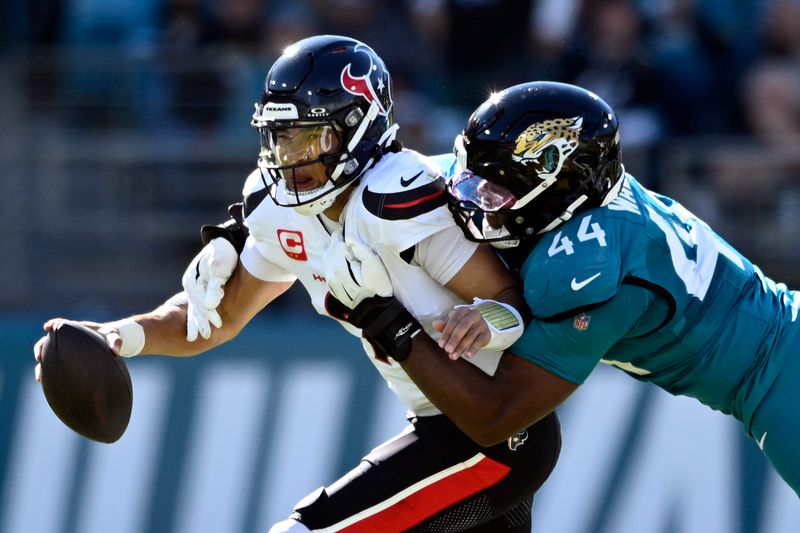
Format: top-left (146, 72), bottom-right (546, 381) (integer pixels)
top-left (376, 76), bottom-right (385, 92)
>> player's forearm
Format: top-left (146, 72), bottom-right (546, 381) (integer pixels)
top-left (137, 261), bottom-right (290, 357)
top-left (335, 289), bottom-right (539, 445)
top-left (132, 296), bottom-right (239, 357)
top-left (401, 335), bottom-right (527, 446)
top-left (133, 305), bottom-right (210, 357)
top-left (492, 283), bottom-right (531, 323)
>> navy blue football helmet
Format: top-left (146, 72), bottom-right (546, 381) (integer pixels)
top-left (252, 35), bottom-right (395, 215)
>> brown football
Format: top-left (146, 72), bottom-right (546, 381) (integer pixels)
top-left (40, 320), bottom-right (133, 443)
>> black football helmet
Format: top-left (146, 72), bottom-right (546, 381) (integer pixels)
top-left (447, 81), bottom-right (623, 246)
top-left (252, 35), bottom-right (395, 215)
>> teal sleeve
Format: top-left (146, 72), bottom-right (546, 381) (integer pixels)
top-left (510, 283), bottom-right (656, 384)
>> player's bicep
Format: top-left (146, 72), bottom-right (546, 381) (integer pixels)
top-left (444, 244), bottom-right (520, 303)
top-left (414, 225), bottom-right (520, 301)
top-left (512, 284), bottom-right (655, 384)
top-left (413, 224), bottom-right (478, 286)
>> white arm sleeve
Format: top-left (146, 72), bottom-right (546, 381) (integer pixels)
top-left (240, 236), bottom-right (298, 283)
top-left (413, 225), bottom-right (479, 286)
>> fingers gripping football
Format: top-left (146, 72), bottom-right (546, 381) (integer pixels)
top-left (182, 238), bottom-right (238, 341)
top-left (324, 230), bottom-right (393, 309)
top-left (34, 319), bottom-right (123, 382)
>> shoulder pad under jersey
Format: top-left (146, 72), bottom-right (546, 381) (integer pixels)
top-left (241, 169), bottom-right (281, 241)
top-left (521, 208), bottom-right (624, 321)
top-left (242, 169), bottom-right (269, 218)
top-left (345, 150), bottom-right (455, 252)
top-left (351, 150), bottom-right (455, 252)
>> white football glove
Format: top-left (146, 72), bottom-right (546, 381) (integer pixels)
top-left (182, 238), bottom-right (238, 341)
top-left (323, 230), bottom-right (393, 309)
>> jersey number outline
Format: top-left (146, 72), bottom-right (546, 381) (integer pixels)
top-left (547, 215), bottom-right (607, 257)
top-left (645, 194), bottom-right (744, 301)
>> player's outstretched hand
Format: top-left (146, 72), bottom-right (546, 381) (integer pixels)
top-left (433, 298), bottom-right (523, 359)
top-left (432, 307), bottom-right (490, 361)
top-left (33, 318), bottom-right (123, 382)
top-left (182, 238), bottom-right (238, 341)
top-left (324, 230), bottom-right (393, 308)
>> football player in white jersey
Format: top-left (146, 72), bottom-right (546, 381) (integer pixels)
top-left (33, 36), bottom-right (560, 531)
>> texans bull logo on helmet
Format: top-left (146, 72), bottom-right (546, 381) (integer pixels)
top-left (340, 44), bottom-right (390, 117)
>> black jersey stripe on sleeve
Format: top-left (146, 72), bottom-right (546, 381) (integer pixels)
top-left (243, 187), bottom-right (269, 217)
top-left (362, 178), bottom-right (447, 220)
top-left (621, 276), bottom-right (676, 334)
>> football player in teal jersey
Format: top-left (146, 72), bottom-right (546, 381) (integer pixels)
top-left (334, 81), bottom-right (800, 496)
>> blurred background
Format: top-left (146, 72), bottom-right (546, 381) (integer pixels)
top-left (0, 0), bottom-right (799, 532)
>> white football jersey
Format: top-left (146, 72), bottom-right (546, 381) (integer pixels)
top-left (240, 149), bottom-right (503, 416)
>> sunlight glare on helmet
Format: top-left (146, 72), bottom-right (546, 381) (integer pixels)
top-left (487, 91), bottom-right (503, 105)
top-left (283, 44), bottom-right (300, 57)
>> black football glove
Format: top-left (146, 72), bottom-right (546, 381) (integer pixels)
top-left (327, 294), bottom-right (422, 362)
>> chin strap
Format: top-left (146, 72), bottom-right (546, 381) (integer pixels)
top-left (368, 123), bottom-right (401, 164)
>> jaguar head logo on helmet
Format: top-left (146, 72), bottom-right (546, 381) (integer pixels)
top-left (512, 116), bottom-right (583, 177)
top-left (251, 35), bottom-right (396, 216)
top-left (447, 81), bottom-right (624, 247)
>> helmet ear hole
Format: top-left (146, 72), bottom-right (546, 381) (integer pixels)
top-left (345, 108), bottom-right (363, 127)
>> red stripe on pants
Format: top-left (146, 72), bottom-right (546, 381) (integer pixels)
top-left (340, 456), bottom-right (511, 532)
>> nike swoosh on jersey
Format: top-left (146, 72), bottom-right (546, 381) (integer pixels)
top-left (571, 272), bottom-right (602, 291)
top-left (362, 178), bottom-right (446, 220)
top-left (400, 170), bottom-right (424, 187)
top-left (757, 432), bottom-right (767, 450)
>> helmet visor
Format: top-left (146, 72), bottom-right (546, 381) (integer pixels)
top-left (448, 170), bottom-right (517, 212)
top-left (446, 170), bottom-right (520, 245)
top-left (259, 123), bottom-right (341, 168)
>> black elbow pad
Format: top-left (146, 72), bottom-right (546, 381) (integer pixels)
top-left (200, 203), bottom-right (249, 253)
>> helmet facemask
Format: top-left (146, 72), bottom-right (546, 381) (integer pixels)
top-left (253, 104), bottom-right (370, 215)
top-left (448, 166), bottom-right (600, 248)
top-left (447, 169), bottom-right (529, 248)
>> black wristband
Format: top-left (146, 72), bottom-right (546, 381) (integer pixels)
top-left (346, 296), bottom-right (422, 362)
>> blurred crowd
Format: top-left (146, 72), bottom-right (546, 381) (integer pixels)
top-left (3, 0), bottom-right (800, 152)
top-left (1, 0), bottom-right (800, 306)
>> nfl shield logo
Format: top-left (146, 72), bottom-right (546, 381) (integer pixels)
top-left (573, 313), bottom-right (591, 331)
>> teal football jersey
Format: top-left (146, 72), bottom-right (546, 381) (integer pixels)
top-left (511, 174), bottom-right (800, 434)
top-left (429, 153), bottom-right (459, 178)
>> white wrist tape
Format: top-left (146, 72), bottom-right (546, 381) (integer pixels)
top-left (461, 298), bottom-right (524, 351)
top-left (109, 318), bottom-right (145, 357)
